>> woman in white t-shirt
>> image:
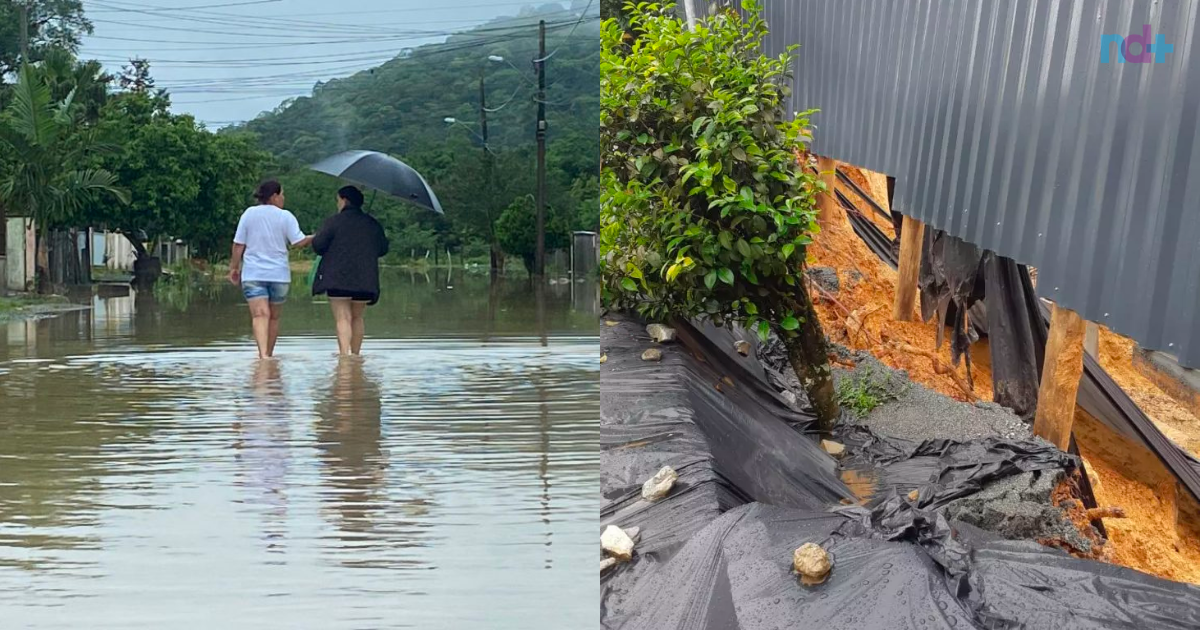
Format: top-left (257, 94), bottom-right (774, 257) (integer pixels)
top-left (228, 180), bottom-right (312, 359)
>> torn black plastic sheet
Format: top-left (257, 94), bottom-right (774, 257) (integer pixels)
top-left (610, 501), bottom-right (1200, 630)
top-left (601, 313), bottom-right (1200, 629)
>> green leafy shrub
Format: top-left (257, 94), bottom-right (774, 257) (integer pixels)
top-left (836, 367), bottom-right (907, 418)
top-left (599, 0), bottom-right (839, 425)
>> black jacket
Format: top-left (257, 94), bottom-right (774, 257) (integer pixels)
top-left (311, 206), bottom-right (389, 303)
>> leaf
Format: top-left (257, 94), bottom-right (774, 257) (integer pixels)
top-left (744, 301), bottom-right (758, 315)
top-left (782, 243), bottom-right (795, 260)
top-left (780, 316), bottom-right (800, 331)
top-left (732, 146), bottom-right (747, 161)
top-left (718, 267), bottom-right (734, 285)
top-left (666, 263), bottom-right (682, 282)
top-left (704, 270), bottom-right (717, 289)
top-left (757, 320), bottom-right (771, 341)
top-left (736, 238), bottom-right (752, 258)
top-left (718, 231), bottom-right (733, 250)
top-left (621, 278), bottom-right (638, 292)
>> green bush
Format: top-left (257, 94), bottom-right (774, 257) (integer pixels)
top-left (836, 367), bottom-right (907, 418)
top-left (495, 194), bottom-right (572, 276)
top-left (599, 1), bottom-right (839, 425)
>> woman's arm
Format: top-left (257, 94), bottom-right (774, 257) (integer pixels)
top-left (311, 216), bottom-right (337, 255)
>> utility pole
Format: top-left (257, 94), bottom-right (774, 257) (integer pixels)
top-left (535, 19), bottom-right (547, 279)
top-left (480, 70), bottom-right (499, 274)
top-left (20, 2), bottom-right (31, 65)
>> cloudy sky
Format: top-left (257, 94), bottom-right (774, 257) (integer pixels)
top-left (78, 0), bottom-right (575, 127)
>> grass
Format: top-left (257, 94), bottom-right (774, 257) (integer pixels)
top-left (0, 294), bottom-right (72, 318)
top-left (836, 366), bottom-right (907, 418)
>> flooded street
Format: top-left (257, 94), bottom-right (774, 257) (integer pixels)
top-left (0, 270), bottom-right (598, 629)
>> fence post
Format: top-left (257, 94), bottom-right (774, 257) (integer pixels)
top-left (1032, 303), bottom-right (1087, 450)
top-left (892, 216), bottom-right (925, 321)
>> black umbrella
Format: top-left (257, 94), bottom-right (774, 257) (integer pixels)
top-left (309, 150), bottom-right (443, 214)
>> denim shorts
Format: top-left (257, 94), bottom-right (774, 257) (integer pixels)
top-left (242, 281), bottom-right (289, 304)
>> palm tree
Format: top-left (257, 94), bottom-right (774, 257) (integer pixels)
top-left (0, 64), bottom-right (128, 292)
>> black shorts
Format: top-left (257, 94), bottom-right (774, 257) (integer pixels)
top-left (326, 289), bottom-right (374, 303)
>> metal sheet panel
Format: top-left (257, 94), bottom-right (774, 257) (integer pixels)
top-left (697, 0), bottom-right (1200, 368)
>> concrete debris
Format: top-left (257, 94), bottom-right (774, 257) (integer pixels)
top-left (735, 340), bottom-right (752, 356)
top-left (820, 440), bottom-right (846, 458)
top-left (641, 466), bottom-right (679, 501)
top-left (601, 557), bottom-right (618, 573)
top-left (792, 542), bottom-right (832, 586)
top-left (605, 320), bottom-right (619, 327)
top-left (600, 353), bottom-right (608, 364)
top-left (908, 490), bottom-right (920, 501)
top-left (646, 324), bottom-right (676, 343)
top-left (602, 525), bottom-right (636, 562)
top-left (642, 348), bottom-right (663, 362)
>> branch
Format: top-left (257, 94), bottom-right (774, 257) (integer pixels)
top-left (887, 342), bottom-right (979, 401)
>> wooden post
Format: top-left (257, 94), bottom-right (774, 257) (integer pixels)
top-left (816, 156), bottom-right (837, 229)
top-left (892, 215), bottom-right (924, 321)
top-left (1084, 321), bottom-right (1099, 358)
top-left (1032, 303), bottom-right (1087, 450)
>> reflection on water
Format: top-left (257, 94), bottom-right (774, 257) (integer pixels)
top-left (0, 272), bottom-right (597, 629)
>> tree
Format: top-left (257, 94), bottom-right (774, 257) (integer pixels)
top-left (0, 1), bottom-right (92, 80)
top-left (600, 1), bottom-right (839, 426)
top-left (0, 64), bottom-right (128, 292)
top-left (118, 58), bottom-right (157, 93)
top-left (496, 194), bottom-right (571, 276)
top-left (86, 89), bottom-right (269, 283)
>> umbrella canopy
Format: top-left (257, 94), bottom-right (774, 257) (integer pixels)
top-left (309, 150), bottom-right (443, 214)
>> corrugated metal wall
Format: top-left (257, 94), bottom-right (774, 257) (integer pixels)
top-left (703, 0), bottom-right (1200, 368)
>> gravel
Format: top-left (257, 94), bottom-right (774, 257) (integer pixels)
top-left (832, 349), bottom-right (1030, 442)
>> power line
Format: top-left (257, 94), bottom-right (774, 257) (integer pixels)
top-left (533, 0), bottom-right (594, 63)
top-left (81, 15), bottom-right (592, 49)
top-left (86, 0), bottom-right (282, 11)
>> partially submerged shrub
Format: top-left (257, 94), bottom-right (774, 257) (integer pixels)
top-left (599, 0), bottom-right (839, 426)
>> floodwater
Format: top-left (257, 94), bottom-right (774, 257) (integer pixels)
top-left (0, 270), bottom-right (599, 629)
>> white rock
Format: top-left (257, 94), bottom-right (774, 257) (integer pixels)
top-left (601, 557), bottom-right (618, 573)
top-left (793, 542), bottom-right (831, 585)
top-left (642, 348), bottom-right (663, 362)
top-left (602, 525), bottom-right (636, 562)
top-left (641, 466), bottom-right (679, 501)
top-left (647, 324), bottom-right (676, 343)
top-left (820, 440), bottom-right (846, 458)
top-left (735, 340), bottom-right (752, 356)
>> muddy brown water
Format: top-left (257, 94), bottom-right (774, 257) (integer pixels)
top-left (0, 270), bottom-right (598, 629)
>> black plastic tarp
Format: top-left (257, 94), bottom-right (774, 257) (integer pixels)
top-left (600, 315), bottom-right (1200, 629)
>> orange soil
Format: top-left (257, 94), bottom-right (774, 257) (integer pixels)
top-left (1074, 411), bottom-right (1200, 584)
top-left (813, 160), bottom-right (1200, 585)
top-left (1092, 327), bottom-right (1200, 458)
top-left (808, 162), bottom-right (990, 403)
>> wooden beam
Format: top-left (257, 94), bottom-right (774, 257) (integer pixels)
top-left (815, 156), bottom-right (837, 229)
top-left (1084, 321), bottom-right (1099, 358)
top-left (1032, 303), bottom-right (1088, 450)
top-left (892, 215), bottom-right (924, 321)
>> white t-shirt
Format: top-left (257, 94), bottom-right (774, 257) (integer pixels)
top-left (233, 204), bottom-right (306, 283)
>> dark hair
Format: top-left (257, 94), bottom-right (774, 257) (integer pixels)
top-left (338, 185), bottom-right (365, 207)
top-left (254, 180), bottom-right (282, 204)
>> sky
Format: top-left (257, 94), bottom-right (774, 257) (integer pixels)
top-left (77, 0), bottom-right (575, 128)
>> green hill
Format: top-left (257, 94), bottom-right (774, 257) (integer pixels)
top-left (234, 2), bottom-right (600, 270)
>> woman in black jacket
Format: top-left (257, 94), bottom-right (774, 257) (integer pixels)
top-left (311, 186), bottom-right (390, 355)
